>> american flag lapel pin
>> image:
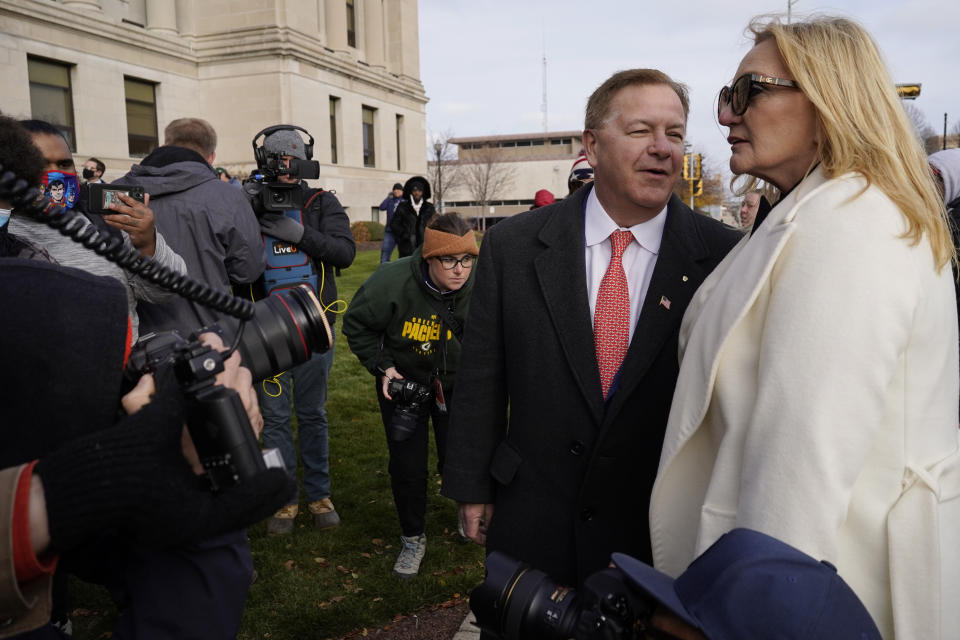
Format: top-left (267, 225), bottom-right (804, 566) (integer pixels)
top-left (660, 296), bottom-right (671, 310)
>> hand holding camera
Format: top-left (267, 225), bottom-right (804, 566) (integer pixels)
top-left (102, 190), bottom-right (158, 257)
top-left (258, 212), bottom-right (304, 243)
top-left (382, 369), bottom-right (434, 442)
top-left (35, 357), bottom-right (293, 552)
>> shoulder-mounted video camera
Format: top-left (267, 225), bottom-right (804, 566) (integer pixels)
top-left (243, 124), bottom-right (321, 215)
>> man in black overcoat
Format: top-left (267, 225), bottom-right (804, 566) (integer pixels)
top-left (442, 69), bottom-right (742, 588)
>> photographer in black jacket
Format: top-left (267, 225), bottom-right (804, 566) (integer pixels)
top-left (250, 127), bottom-right (357, 535)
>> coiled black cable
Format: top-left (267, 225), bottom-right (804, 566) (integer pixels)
top-left (0, 165), bottom-right (255, 321)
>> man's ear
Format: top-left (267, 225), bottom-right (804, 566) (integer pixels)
top-left (582, 129), bottom-right (600, 169)
top-left (206, 151), bottom-right (216, 165)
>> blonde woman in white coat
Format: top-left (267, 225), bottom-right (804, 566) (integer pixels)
top-left (649, 16), bottom-right (960, 639)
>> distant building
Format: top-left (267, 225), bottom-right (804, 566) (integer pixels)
top-left (436, 130), bottom-right (583, 224)
top-left (0, 0), bottom-right (427, 223)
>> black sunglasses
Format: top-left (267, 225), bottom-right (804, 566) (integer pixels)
top-left (718, 73), bottom-right (799, 117)
top-left (437, 255), bottom-right (474, 270)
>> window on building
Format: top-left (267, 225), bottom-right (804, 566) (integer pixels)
top-left (346, 0), bottom-right (356, 47)
top-left (516, 140), bottom-right (531, 147)
top-left (28, 57), bottom-right (76, 150)
top-left (329, 96), bottom-right (340, 164)
top-left (551, 139), bottom-right (562, 145)
top-left (124, 77), bottom-right (158, 157)
top-left (371, 206), bottom-right (380, 222)
top-left (395, 114), bottom-right (404, 171)
top-left (362, 106), bottom-right (376, 168)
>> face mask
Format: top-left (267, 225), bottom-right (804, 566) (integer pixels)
top-left (82, 167), bottom-right (95, 180)
top-left (0, 208), bottom-right (10, 228)
top-left (41, 170), bottom-right (80, 209)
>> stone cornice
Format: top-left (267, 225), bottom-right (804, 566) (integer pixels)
top-left (0, 0), bottom-right (195, 63)
top-left (191, 26), bottom-right (426, 104)
top-left (0, 0), bottom-right (427, 104)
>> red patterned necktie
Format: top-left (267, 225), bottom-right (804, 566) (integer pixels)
top-left (594, 230), bottom-right (633, 398)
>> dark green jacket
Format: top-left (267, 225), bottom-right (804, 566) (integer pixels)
top-left (342, 247), bottom-right (474, 391)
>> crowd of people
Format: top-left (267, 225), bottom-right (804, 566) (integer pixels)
top-left (2, 12), bottom-right (959, 640)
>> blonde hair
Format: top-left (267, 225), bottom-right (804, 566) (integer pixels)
top-left (742, 15), bottom-right (953, 269)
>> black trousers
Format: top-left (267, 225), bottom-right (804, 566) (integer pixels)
top-left (376, 378), bottom-right (450, 537)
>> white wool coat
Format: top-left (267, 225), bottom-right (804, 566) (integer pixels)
top-left (650, 166), bottom-right (960, 639)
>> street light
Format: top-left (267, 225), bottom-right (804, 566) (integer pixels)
top-left (433, 142), bottom-right (443, 214)
top-left (787, 0), bottom-right (799, 23)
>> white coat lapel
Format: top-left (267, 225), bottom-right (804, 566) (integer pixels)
top-left (659, 166), bottom-right (832, 468)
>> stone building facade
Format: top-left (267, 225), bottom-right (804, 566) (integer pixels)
top-left (437, 130), bottom-right (584, 222)
top-left (0, 0), bottom-right (427, 222)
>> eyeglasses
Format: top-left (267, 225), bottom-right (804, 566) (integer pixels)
top-left (718, 73), bottom-right (799, 117)
top-left (437, 255), bottom-right (473, 270)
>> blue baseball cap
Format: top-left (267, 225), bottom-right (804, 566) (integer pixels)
top-left (612, 528), bottom-right (881, 639)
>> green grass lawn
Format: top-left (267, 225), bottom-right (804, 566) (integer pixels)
top-left (70, 249), bottom-right (486, 639)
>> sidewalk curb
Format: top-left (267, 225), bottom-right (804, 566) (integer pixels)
top-left (451, 611), bottom-right (479, 640)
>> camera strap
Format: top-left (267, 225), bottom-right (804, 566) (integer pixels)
top-left (426, 296), bottom-right (463, 343)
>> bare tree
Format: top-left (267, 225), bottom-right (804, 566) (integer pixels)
top-left (462, 147), bottom-right (514, 231)
top-left (903, 104), bottom-right (938, 153)
top-left (427, 130), bottom-right (463, 213)
top-left (951, 120), bottom-right (960, 149)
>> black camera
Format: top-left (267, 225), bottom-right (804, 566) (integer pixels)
top-left (386, 378), bottom-right (433, 442)
top-left (471, 552), bottom-right (655, 640)
top-left (129, 285), bottom-right (333, 491)
top-left (245, 125), bottom-right (321, 216)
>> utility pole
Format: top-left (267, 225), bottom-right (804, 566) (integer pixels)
top-left (787, 0), bottom-right (799, 23)
top-left (434, 142), bottom-right (443, 214)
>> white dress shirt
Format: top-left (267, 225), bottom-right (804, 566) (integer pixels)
top-left (584, 186), bottom-right (667, 344)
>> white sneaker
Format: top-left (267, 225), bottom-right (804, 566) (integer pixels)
top-left (393, 534), bottom-right (426, 579)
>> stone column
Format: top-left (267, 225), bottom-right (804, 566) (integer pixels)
top-left (363, 0), bottom-right (385, 67)
top-left (62, 0), bottom-right (102, 10)
top-left (146, 0), bottom-right (178, 34)
top-left (325, 0), bottom-right (348, 51)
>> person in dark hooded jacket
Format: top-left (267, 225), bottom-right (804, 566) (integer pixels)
top-left (390, 175), bottom-right (436, 258)
top-left (114, 117), bottom-right (265, 335)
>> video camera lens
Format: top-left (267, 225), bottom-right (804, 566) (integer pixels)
top-left (471, 552), bottom-right (582, 639)
top-left (237, 285), bottom-right (333, 380)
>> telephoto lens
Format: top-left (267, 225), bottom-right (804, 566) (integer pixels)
top-left (471, 552), bottom-right (582, 639)
top-left (471, 552), bottom-right (656, 639)
top-left (237, 285), bottom-right (333, 380)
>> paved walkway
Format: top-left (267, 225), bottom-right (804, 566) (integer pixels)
top-left (451, 611), bottom-right (479, 640)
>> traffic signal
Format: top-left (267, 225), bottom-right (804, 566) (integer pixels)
top-left (682, 154), bottom-right (702, 181)
top-left (895, 84), bottom-right (921, 100)
top-left (694, 179), bottom-right (703, 197)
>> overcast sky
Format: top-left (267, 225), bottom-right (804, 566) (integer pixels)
top-left (419, 0), bottom-right (960, 191)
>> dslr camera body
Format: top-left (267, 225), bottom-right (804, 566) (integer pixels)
top-left (243, 124), bottom-right (321, 216)
top-left (128, 330), bottom-right (269, 492)
top-left (386, 378), bottom-right (433, 442)
top-left (129, 284), bottom-right (333, 491)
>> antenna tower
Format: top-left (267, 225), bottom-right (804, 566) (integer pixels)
top-left (541, 33), bottom-right (548, 133)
